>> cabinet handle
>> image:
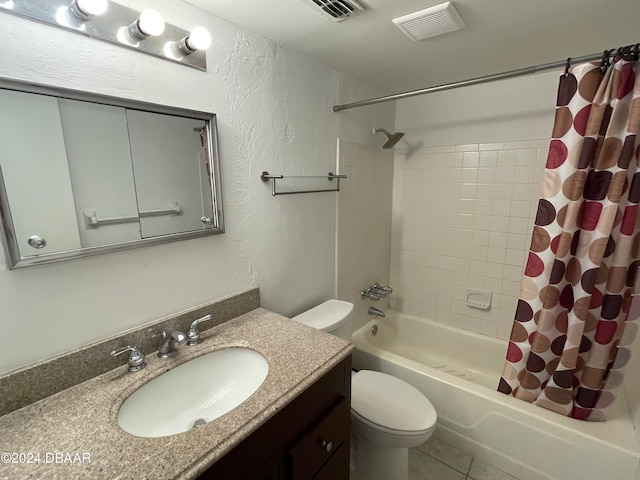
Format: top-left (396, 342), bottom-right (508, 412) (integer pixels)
top-left (321, 440), bottom-right (333, 453)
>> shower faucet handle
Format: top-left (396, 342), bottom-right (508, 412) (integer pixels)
top-left (370, 286), bottom-right (388, 297)
top-left (373, 283), bottom-right (393, 294)
top-left (362, 288), bottom-right (381, 301)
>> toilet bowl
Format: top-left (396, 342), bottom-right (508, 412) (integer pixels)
top-left (292, 300), bottom-right (437, 480)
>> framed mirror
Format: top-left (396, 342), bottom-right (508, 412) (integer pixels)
top-left (0, 77), bottom-right (224, 269)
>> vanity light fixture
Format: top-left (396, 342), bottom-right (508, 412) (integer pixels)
top-left (69, 0), bottom-right (107, 21)
top-left (0, 0), bottom-right (209, 70)
top-left (176, 26), bottom-right (212, 55)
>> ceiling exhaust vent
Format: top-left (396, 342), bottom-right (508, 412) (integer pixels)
top-left (301, 0), bottom-right (365, 22)
top-left (393, 2), bottom-right (465, 41)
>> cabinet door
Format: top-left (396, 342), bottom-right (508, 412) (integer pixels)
top-left (312, 443), bottom-right (349, 480)
top-left (257, 460), bottom-right (282, 480)
top-left (289, 398), bottom-right (350, 479)
top-left (0, 90), bottom-right (81, 255)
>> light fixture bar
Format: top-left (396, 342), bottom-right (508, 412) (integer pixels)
top-left (0, 0), bottom-right (207, 71)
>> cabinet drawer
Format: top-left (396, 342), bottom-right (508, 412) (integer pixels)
top-left (289, 398), bottom-right (350, 479)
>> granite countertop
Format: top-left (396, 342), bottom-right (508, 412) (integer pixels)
top-left (0, 308), bottom-right (353, 480)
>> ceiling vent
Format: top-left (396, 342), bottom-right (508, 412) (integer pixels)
top-left (301, 0), bottom-right (365, 22)
top-left (393, 2), bottom-right (466, 41)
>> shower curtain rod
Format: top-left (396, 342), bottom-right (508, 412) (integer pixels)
top-left (332, 49), bottom-right (619, 112)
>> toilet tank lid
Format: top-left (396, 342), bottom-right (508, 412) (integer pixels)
top-left (291, 299), bottom-right (353, 331)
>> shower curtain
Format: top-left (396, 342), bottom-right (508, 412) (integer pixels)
top-left (498, 54), bottom-right (640, 421)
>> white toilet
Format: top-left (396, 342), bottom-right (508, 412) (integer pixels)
top-left (292, 299), bottom-right (437, 480)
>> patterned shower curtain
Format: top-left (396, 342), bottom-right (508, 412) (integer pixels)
top-left (498, 54), bottom-right (640, 421)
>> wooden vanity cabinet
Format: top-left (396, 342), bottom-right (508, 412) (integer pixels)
top-left (288, 398), bottom-right (350, 479)
top-left (198, 355), bottom-right (352, 480)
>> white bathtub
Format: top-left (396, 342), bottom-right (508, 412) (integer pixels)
top-left (351, 311), bottom-right (640, 480)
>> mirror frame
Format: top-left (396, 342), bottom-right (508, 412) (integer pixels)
top-left (0, 77), bottom-right (224, 269)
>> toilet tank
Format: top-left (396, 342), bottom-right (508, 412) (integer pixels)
top-left (291, 300), bottom-right (354, 340)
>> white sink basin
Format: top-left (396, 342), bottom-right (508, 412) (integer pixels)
top-left (117, 347), bottom-right (269, 438)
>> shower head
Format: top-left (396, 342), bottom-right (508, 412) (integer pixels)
top-left (373, 126), bottom-right (405, 149)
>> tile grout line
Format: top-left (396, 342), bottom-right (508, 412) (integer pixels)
top-left (465, 457), bottom-right (475, 480)
top-left (422, 449), bottom-right (472, 478)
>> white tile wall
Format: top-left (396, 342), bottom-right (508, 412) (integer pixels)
top-left (390, 140), bottom-right (548, 340)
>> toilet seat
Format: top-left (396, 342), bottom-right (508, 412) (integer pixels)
top-left (351, 370), bottom-right (437, 435)
top-left (351, 409), bottom-right (435, 438)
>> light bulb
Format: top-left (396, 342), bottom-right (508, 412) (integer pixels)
top-left (69, 0), bottom-right (107, 20)
top-left (77, 0), bottom-right (107, 16)
top-left (177, 26), bottom-right (211, 55)
top-left (138, 9), bottom-right (165, 36)
top-left (187, 27), bottom-right (211, 51)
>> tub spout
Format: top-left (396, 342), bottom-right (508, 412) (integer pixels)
top-left (368, 307), bottom-right (386, 318)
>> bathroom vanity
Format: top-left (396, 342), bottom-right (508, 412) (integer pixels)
top-left (200, 356), bottom-right (351, 479)
top-left (0, 306), bottom-right (353, 480)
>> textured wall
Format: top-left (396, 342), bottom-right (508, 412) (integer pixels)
top-left (0, 0), bottom-right (394, 374)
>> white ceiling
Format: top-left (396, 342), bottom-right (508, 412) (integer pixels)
top-left (186, 0), bottom-right (640, 95)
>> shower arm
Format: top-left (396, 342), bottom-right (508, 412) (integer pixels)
top-left (373, 126), bottom-right (405, 149)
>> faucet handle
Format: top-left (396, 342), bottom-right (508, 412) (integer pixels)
top-left (361, 289), bottom-right (381, 301)
top-left (370, 286), bottom-right (388, 297)
top-left (374, 283), bottom-right (393, 294)
top-left (187, 314), bottom-right (213, 346)
top-left (110, 345), bottom-right (146, 372)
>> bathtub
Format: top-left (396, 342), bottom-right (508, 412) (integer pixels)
top-left (351, 311), bottom-right (640, 480)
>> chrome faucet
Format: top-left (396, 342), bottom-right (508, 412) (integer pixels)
top-left (158, 330), bottom-right (187, 358)
top-left (110, 345), bottom-right (146, 372)
top-left (361, 288), bottom-right (381, 301)
top-left (368, 307), bottom-right (386, 318)
top-left (187, 314), bottom-right (213, 346)
top-left (361, 283), bottom-right (393, 301)
top-left (370, 286), bottom-right (388, 297)
top-left (372, 283), bottom-right (393, 296)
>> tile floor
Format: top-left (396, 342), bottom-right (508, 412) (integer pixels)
top-left (410, 436), bottom-right (520, 480)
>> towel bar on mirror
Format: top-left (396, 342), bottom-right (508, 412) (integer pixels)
top-left (82, 202), bottom-right (181, 228)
